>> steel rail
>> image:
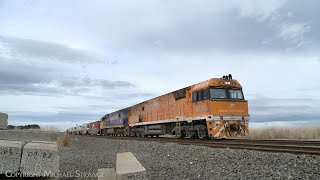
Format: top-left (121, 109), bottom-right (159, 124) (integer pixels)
top-left (81, 135), bottom-right (320, 155)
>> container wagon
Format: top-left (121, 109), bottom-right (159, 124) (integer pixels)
top-left (79, 123), bottom-right (89, 135)
top-left (69, 125), bottom-right (81, 135)
top-left (87, 121), bottom-right (100, 135)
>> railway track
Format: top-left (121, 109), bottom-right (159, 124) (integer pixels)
top-left (83, 135), bottom-right (320, 155)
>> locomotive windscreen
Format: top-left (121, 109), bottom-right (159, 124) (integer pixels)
top-left (210, 89), bottom-right (227, 99)
top-left (209, 89), bottom-right (244, 100)
top-left (229, 89), bottom-right (244, 100)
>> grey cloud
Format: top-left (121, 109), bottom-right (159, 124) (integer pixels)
top-left (120, 12), bottom-right (277, 53)
top-left (0, 36), bottom-right (104, 63)
top-left (249, 96), bottom-right (320, 123)
top-left (89, 0), bottom-right (317, 54)
top-left (59, 77), bottom-right (135, 89)
top-left (96, 80), bottom-right (134, 89)
top-left (136, 23), bottom-right (296, 54)
top-left (2, 1), bottom-right (318, 54)
top-left (61, 78), bottom-right (135, 89)
top-left (80, 92), bottom-right (156, 110)
top-left (83, 91), bottom-right (155, 100)
top-left (8, 111), bottom-right (100, 124)
top-left (236, 0), bottom-right (319, 50)
top-left (250, 105), bottom-right (312, 112)
top-left (252, 113), bottom-right (320, 123)
top-left (0, 60), bottom-right (135, 96)
top-left (0, 59), bottom-right (52, 84)
top-left (120, 92), bottom-right (155, 99)
top-left (0, 58), bottom-right (60, 95)
top-left (1, 84), bottom-right (63, 96)
top-left (234, 0), bottom-right (287, 21)
top-left (297, 85), bottom-right (320, 92)
top-left (249, 96), bottom-right (320, 105)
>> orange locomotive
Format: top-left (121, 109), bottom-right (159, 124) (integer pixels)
top-left (100, 75), bottom-right (249, 139)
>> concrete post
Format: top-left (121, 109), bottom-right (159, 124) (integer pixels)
top-left (0, 140), bottom-right (26, 174)
top-left (20, 141), bottom-right (60, 177)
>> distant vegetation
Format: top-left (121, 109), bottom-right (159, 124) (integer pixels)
top-left (249, 127), bottom-right (320, 140)
top-left (6, 124), bottom-right (61, 132)
top-left (7, 124), bottom-right (40, 130)
top-left (40, 126), bottom-right (60, 132)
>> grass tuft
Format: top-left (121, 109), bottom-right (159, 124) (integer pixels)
top-left (56, 133), bottom-right (71, 150)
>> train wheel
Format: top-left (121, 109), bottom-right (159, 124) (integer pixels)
top-left (194, 131), bottom-right (199, 139)
top-left (141, 131), bottom-right (146, 137)
top-left (180, 131), bottom-right (186, 138)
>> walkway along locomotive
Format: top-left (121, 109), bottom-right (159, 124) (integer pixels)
top-left (97, 75), bottom-right (249, 139)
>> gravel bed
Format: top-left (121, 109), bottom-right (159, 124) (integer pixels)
top-left (1, 130), bottom-right (320, 179)
top-left (61, 136), bottom-right (320, 180)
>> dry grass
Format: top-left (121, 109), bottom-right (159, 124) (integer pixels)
top-left (249, 127), bottom-right (320, 140)
top-left (56, 133), bottom-right (71, 150)
top-left (40, 126), bottom-right (60, 132)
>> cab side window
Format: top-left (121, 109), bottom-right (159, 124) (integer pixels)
top-left (173, 88), bottom-right (186, 100)
top-left (197, 90), bottom-right (203, 101)
top-left (203, 89), bottom-right (210, 100)
top-left (192, 92), bottom-right (198, 102)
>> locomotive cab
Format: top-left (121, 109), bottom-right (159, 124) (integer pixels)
top-left (191, 76), bottom-right (249, 138)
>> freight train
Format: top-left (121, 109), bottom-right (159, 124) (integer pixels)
top-left (67, 75), bottom-right (249, 139)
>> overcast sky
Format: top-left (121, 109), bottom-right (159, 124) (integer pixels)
top-left (0, 0), bottom-right (319, 130)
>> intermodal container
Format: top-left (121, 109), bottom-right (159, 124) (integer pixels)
top-left (89, 121), bottom-right (100, 129)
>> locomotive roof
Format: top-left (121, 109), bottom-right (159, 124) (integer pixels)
top-left (191, 78), bottom-right (242, 92)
